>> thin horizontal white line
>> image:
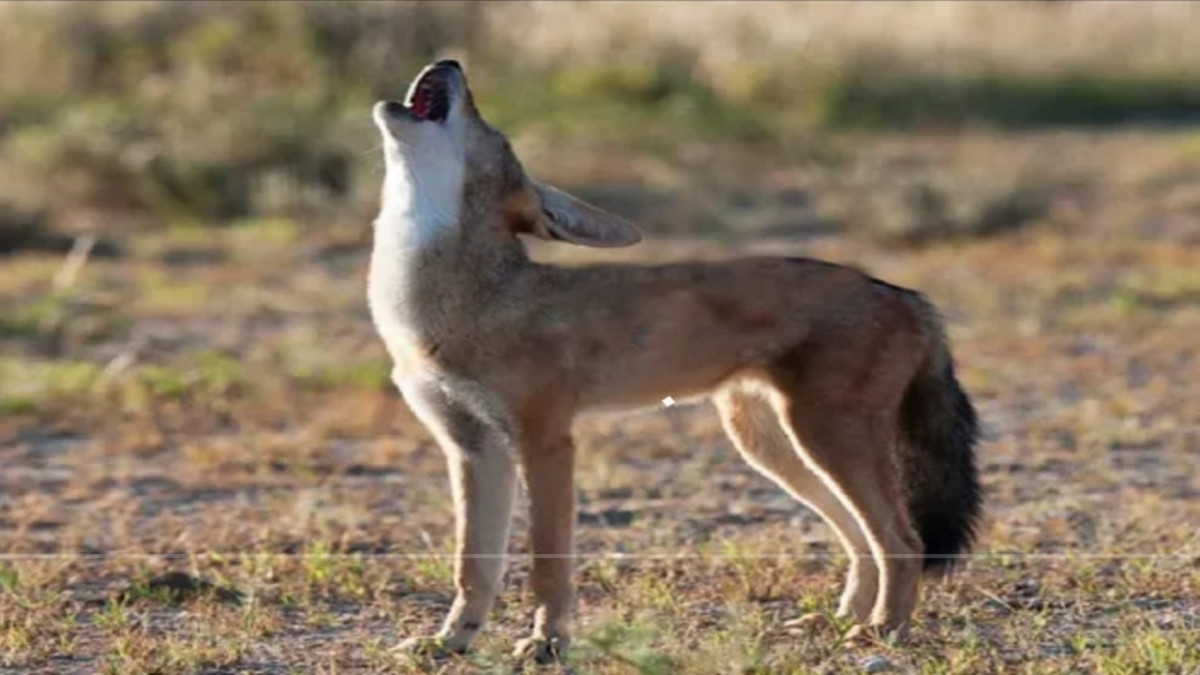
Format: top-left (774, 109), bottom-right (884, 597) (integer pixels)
top-left (0, 553), bottom-right (1194, 561)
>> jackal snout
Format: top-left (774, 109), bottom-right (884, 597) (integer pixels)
top-left (373, 59), bottom-right (474, 134)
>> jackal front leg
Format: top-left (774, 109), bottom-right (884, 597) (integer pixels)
top-left (513, 430), bottom-right (577, 663)
top-left (394, 377), bottom-right (518, 657)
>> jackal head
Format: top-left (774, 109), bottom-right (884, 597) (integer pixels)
top-left (373, 60), bottom-right (641, 248)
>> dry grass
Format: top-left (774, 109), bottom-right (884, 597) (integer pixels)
top-left (3, 127), bottom-right (1199, 673)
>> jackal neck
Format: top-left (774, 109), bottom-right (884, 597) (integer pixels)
top-left (375, 156), bottom-right (463, 250)
top-left (372, 207), bottom-right (530, 313)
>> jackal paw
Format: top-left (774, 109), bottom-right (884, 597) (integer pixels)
top-left (512, 635), bottom-right (570, 664)
top-left (844, 622), bottom-right (907, 646)
top-left (783, 612), bottom-right (836, 635)
top-left (392, 635), bottom-right (468, 660)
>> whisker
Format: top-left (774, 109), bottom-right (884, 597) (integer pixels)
top-left (356, 143), bottom-right (384, 159)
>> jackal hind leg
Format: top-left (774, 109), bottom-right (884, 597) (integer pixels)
top-left (772, 396), bottom-right (923, 638)
top-left (714, 384), bottom-right (879, 627)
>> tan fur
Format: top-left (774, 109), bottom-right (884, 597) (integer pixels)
top-left (372, 61), bottom-right (966, 661)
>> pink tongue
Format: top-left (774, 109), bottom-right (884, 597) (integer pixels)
top-left (411, 95), bottom-right (429, 119)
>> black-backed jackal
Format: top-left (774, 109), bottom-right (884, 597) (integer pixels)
top-left (368, 60), bottom-right (982, 663)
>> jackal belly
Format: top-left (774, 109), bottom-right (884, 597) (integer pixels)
top-left (572, 330), bottom-right (786, 412)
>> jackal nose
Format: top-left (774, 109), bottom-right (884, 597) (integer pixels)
top-left (433, 59), bottom-right (462, 72)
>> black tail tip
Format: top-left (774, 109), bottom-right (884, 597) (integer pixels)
top-left (916, 487), bottom-right (983, 577)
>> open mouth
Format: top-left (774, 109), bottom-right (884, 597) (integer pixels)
top-left (403, 69), bottom-right (452, 123)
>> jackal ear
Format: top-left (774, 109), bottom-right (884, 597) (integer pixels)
top-left (530, 181), bottom-right (642, 248)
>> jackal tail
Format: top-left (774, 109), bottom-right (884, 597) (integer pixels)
top-left (898, 297), bottom-right (983, 576)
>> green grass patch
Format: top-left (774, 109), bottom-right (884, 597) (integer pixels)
top-left (825, 70), bottom-right (1200, 129)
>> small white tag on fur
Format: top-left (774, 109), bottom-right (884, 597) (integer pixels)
top-left (661, 396), bottom-right (676, 408)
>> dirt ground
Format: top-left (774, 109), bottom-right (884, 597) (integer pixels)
top-left (2, 131), bottom-right (1198, 674)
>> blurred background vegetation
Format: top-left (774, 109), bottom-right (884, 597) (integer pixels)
top-left (1, 0), bottom-right (1199, 251)
top-left (3, 7), bottom-right (1200, 672)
